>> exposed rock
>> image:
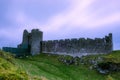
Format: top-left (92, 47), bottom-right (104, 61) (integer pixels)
top-left (97, 62), bottom-right (120, 74)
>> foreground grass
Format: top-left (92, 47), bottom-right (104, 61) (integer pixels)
top-left (0, 51), bottom-right (29, 80)
top-left (0, 51), bottom-right (46, 80)
top-left (15, 51), bottom-right (120, 80)
top-left (0, 50), bottom-right (120, 80)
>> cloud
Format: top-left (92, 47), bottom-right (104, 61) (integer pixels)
top-left (41, 0), bottom-right (120, 32)
top-left (0, 0), bottom-right (120, 49)
top-left (41, 0), bottom-right (95, 31)
top-left (3, 0), bottom-right (120, 32)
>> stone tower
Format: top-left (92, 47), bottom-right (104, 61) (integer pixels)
top-left (108, 33), bottom-right (113, 52)
top-left (22, 29), bottom-right (29, 48)
top-left (18, 29), bottom-right (29, 49)
top-left (18, 29), bottom-right (43, 55)
top-left (105, 33), bottom-right (113, 53)
top-left (30, 29), bottom-right (43, 55)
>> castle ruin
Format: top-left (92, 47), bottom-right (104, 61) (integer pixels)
top-left (18, 29), bottom-right (43, 55)
top-left (3, 29), bottom-right (113, 57)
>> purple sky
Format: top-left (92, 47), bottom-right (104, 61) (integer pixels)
top-left (0, 0), bottom-right (120, 50)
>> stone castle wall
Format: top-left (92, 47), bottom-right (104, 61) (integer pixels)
top-left (42, 33), bottom-right (113, 57)
top-left (3, 29), bottom-right (113, 57)
top-left (2, 47), bottom-right (29, 56)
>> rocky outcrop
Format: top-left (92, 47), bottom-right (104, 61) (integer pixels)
top-left (97, 62), bottom-right (120, 74)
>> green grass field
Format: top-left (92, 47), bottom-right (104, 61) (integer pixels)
top-left (0, 51), bottom-right (29, 80)
top-left (0, 50), bottom-right (120, 80)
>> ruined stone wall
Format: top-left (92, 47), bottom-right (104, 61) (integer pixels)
top-left (18, 30), bottom-right (29, 49)
top-left (18, 29), bottom-right (43, 55)
top-left (42, 33), bottom-right (113, 57)
top-left (2, 47), bottom-right (29, 56)
top-left (2, 28), bottom-right (113, 57)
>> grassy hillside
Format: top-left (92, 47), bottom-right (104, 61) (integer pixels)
top-left (0, 51), bottom-right (45, 80)
top-left (0, 50), bottom-right (29, 80)
top-left (16, 51), bottom-right (120, 80)
top-left (0, 50), bottom-right (120, 80)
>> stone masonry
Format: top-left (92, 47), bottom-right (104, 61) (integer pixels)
top-left (42, 33), bottom-right (113, 57)
top-left (3, 29), bottom-right (113, 57)
top-left (18, 29), bottom-right (43, 55)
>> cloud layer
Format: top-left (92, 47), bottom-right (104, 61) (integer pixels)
top-left (0, 0), bottom-right (120, 49)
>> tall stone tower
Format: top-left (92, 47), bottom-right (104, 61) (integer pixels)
top-left (22, 29), bottom-right (29, 48)
top-left (18, 29), bottom-right (29, 49)
top-left (18, 29), bottom-right (43, 55)
top-left (108, 33), bottom-right (113, 52)
top-left (31, 29), bottom-right (43, 55)
top-left (105, 33), bottom-right (113, 53)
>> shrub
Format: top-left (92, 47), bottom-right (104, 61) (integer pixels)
top-left (106, 75), bottom-right (114, 80)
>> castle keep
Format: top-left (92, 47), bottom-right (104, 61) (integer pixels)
top-left (3, 29), bottom-right (113, 57)
top-left (3, 29), bottom-right (43, 56)
top-left (17, 29), bottom-right (43, 55)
